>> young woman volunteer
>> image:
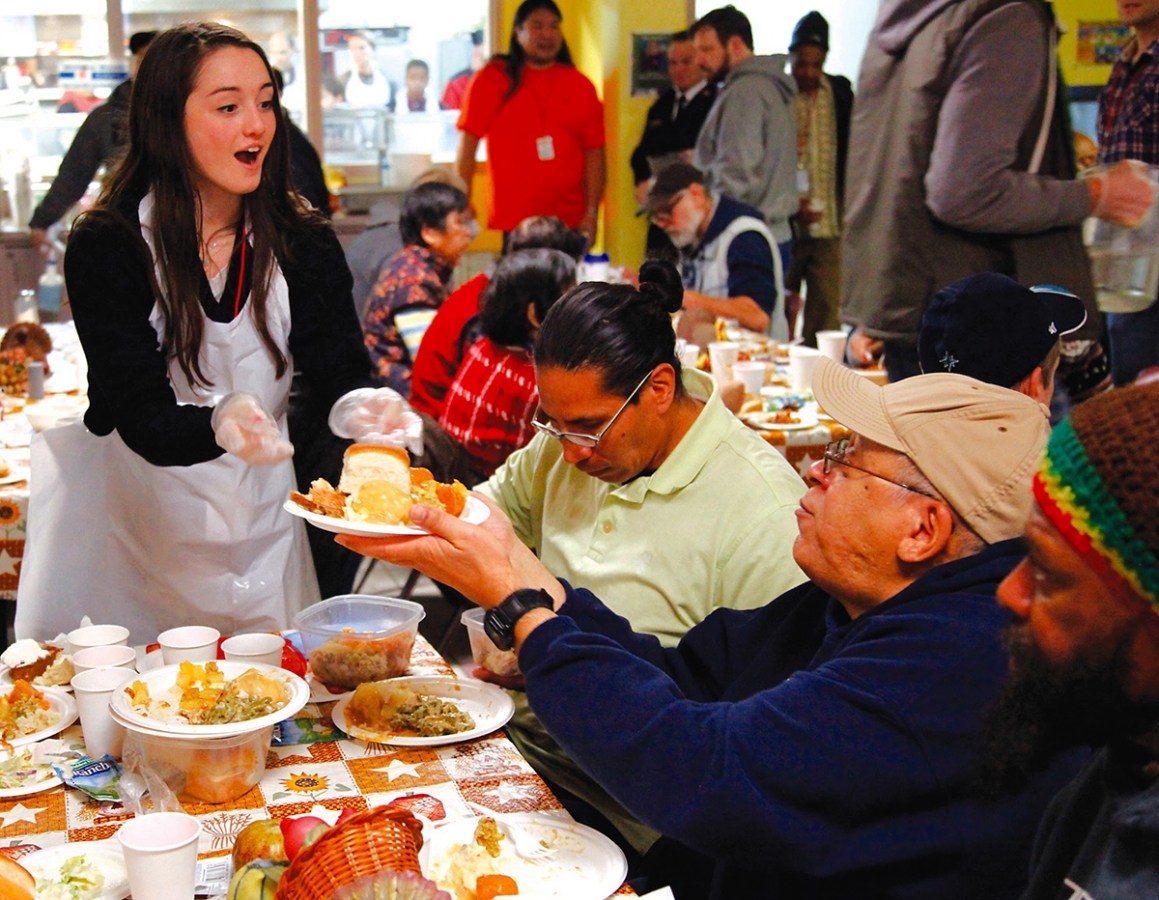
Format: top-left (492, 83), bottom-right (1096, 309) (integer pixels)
top-left (17, 23), bottom-right (404, 642)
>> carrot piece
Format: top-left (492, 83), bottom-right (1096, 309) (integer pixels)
top-left (476, 874), bottom-right (519, 899)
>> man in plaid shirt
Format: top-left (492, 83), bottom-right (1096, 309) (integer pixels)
top-left (1099, 0), bottom-right (1159, 384)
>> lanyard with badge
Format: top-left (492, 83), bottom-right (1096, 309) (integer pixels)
top-left (526, 66), bottom-right (556, 161)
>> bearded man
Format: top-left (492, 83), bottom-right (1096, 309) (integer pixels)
top-left (640, 162), bottom-right (784, 339)
top-left (979, 381), bottom-right (1159, 898)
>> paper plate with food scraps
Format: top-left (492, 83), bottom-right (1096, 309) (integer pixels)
top-left (20, 841), bottom-right (130, 900)
top-left (331, 675), bottom-right (514, 747)
top-left (0, 746), bottom-right (62, 798)
top-left (0, 663), bottom-right (74, 694)
top-left (427, 813), bottom-right (628, 900)
top-left (1, 687), bottom-right (78, 748)
top-left (283, 495), bottom-right (489, 537)
top-left (108, 660), bottom-right (309, 738)
top-left (740, 410), bottom-right (820, 432)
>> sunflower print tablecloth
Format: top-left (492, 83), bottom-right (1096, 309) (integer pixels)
top-left (0, 637), bottom-right (635, 896)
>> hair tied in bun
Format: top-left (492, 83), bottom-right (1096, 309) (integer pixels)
top-left (637, 259), bottom-right (684, 315)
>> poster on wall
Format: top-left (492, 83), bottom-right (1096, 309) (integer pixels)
top-left (1076, 22), bottom-right (1132, 65)
top-left (632, 33), bottom-right (673, 97)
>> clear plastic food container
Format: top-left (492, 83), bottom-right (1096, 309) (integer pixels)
top-left (124, 725), bottom-right (273, 804)
top-left (293, 595), bottom-right (425, 690)
top-left (460, 608), bottom-right (520, 677)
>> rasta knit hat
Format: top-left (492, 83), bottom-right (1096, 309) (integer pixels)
top-left (1034, 381), bottom-right (1159, 609)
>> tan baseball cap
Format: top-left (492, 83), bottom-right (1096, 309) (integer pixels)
top-left (812, 357), bottom-right (1051, 544)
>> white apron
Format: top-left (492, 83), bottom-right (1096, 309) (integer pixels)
top-left (16, 195), bottom-right (319, 643)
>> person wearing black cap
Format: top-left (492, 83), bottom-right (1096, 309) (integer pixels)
top-left (918, 273), bottom-right (1087, 409)
top-left (785, 12), bottom-right (852, 347)
top-left (640, 162), bottom-right (784, 338)
top-left (629, 31), bottom-right (717, 254)
top-left (28, 31), bottom-right (157, 255)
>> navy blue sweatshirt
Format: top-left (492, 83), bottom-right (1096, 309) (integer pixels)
top-left (519, 539), bottom-right (1086, 899)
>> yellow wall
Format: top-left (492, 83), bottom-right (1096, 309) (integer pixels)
top-left (1055, 0), bottom-right (1121, 87)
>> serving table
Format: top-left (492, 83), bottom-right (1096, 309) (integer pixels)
top-left (0, 635), bottom-right (635, 896)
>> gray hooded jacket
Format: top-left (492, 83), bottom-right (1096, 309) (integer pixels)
top-left (841, 0), bottom-right (1097, 345)
top-left (695, 55), bottom-right (798, 245)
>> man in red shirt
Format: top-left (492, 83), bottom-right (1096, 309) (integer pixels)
top-left (455, 0), bottom-right (606, 245)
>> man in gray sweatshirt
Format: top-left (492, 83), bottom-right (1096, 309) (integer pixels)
top-left (692, 6), bottom-right (797, 282)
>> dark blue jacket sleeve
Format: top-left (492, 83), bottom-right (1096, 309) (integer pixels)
top-left (518, 582), bottom-right (1022, 877)
top-left (725, 230), bottom-right (777, 315)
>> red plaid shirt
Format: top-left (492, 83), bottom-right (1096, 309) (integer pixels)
top-left (1098, 37), bottom-right (1159, 164)
top-left (438, 338), bottom-right (538, 476)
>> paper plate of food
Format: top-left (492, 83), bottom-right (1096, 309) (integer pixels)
top-left (740, 409), bottom-right (819, 432)
top-left (19, 841), bottom-right (130, 900)
top-left (427, 813), bottom-right (628, 900)
top-left (331, 675), bottom-right (514, 747)
top-left (0, 746), bottom-right (63, 798)
top-left (286, 444), bottom-right (488, 537)
top-left (0, 684), bottom-right (78, 748)
top-left (109, 660), bottom-right (309, 737)
top-left (0, 639), bottom-right (75, 692)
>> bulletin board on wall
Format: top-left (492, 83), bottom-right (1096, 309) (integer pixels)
top-left (1055, 0), bottom-right (1129, 87)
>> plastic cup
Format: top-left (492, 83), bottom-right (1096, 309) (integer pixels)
top-left (732, 361), bottom-right (767, 396)
top-left (66, 624), bottom-right (130, 655)
top-left (71, 645), bottom-right (137, 675)
top-left (816, 330), bottom-right (848, 364)
top-left (221, 633), bottom-right (284, 667)
top-left (788, 345), bottom-right (823, 391)
top-left (678, 343), bottom-right (700, 368)
top-left (157, 626), bottom-right (220, 666)
top-left (71, 667), bottom-right (133, 760)
top-left (117, 812), bottom-right (202, 900)
top-left (707, 341), bottom-right (740, 383)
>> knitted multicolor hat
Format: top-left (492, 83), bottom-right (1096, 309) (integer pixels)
top-left (1034, 382), bottom-right (1159, 608)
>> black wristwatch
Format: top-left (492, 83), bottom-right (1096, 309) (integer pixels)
top-left (484, 588), bottom-right (555, 651)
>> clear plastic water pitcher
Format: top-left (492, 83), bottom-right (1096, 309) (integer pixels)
top-left (1084, 162), bottom-right (1159, 313)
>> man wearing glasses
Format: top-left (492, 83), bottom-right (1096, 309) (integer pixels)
top-left (344, 356), bottom-right (1083, 899)
top-left (639, 163), bottom-right (784, 339)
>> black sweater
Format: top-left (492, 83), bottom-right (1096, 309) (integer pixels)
top-left (65, 205), bottom-right (372, 467)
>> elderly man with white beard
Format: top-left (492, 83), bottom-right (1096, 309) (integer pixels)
top-left (640, 162), bottom-right (786, 340)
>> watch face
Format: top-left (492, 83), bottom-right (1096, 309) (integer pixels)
top-left (484, 606), bottom-right (515, 651)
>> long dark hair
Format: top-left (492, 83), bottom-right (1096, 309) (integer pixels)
top-left (481, 249), bottom-right (576, 347)
top-left (82, 22), bottom-right (323, 389)
top-left (535, 259), bottom-right (685, 398)
top-left (497, 0), bottom-right (574, 100)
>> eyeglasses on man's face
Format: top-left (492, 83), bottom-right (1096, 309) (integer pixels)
top-left (649, 191), bottom-right (687, 224)
top-left (532, 370), bottom-right (653, 449)
top-left (821, 439), bottom-right (939, 501)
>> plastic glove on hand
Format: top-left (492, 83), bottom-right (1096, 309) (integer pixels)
top-left (211, 392), bottom-right (293, 466)
top-left (328, 388), bottom-right (424, 456)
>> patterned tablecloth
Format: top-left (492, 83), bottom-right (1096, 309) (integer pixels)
top-left (0, 637), bottom-right (635, 896)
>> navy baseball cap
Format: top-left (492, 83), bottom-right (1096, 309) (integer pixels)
top-left (918, 273), bottom-right (1087, 387)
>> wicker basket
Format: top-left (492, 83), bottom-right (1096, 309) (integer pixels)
top-left (273, 806), bottom-right (425, 900)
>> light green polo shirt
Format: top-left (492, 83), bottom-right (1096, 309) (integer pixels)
top-left (476, 367), bottom-right (807, 646)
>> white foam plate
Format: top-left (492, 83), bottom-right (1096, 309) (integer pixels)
top-left (0, 465), bottom-right (29, 485)
top-left (331, 675), bottom-right (514, 746)
top-left (0, 748), bottom-right (61, 797)
top-left (20, 841), bottom-right (130, 900)
top-left (428, 813), bottom-right (628, 899)
top-left (108, 661), bottom-right (309, 737)
top-left (284, 495), bottom-right (489, 537)
top-left (5, 688), bottom-right (77, 748)
top-left (0, 662), bottom-right (74, 693)
top-left (740, 410), bottom-right (820, 432)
